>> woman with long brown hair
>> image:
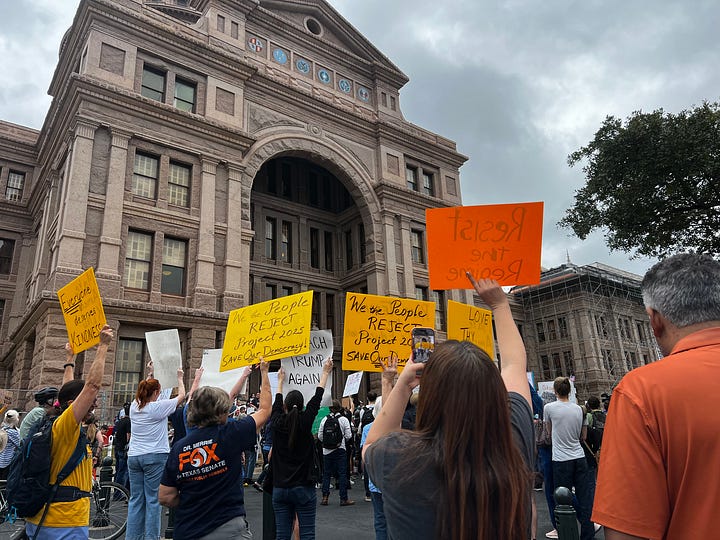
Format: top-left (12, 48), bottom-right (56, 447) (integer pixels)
top-left (363, 277), bottom-right (534, 540)
top-left (127, 364), bottom-right (185, 540)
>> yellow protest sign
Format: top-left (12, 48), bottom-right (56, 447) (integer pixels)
top-left (342, 293), bottom-right (435, 372)
top-left (57, 267), bottom-right (107, 354)
top-left (447, 300), bottom-right (494, 359)
top-left (220, 290), bottom-right (313, 371)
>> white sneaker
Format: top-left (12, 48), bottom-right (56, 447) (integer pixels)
top-left (545, 530), bottom-right (558, 539)
top-left (594, 523), bottom-right (602, 533)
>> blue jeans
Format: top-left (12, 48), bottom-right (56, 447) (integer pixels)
top-left (538, 446), bottom-right (556, 528)
top-left (321, 448), bottom-right (348, 501)
top-left (272, 485), bottom-right (317, 540)
top-left (370, 492), bottom-right (387, 540)
top-left (127, 452), bottom-right (168, 540)
top-left (553, 457), bottom-right (594, 540)
top-left (115, 449), bottom-right (129, 490)
top-left (243, 448), bottom-right (257, 482)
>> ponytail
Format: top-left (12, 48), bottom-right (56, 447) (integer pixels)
top-left (135, 378), bottom-right (161, 409)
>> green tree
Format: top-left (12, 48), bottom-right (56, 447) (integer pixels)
top-left (560, 102), bottom-right (720, 258)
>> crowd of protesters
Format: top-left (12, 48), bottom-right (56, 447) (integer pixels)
top-left (3, 253), bottom-right (719, 540)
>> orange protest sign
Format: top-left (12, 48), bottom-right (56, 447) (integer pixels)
top-left (342, 293), bottom-right (435, 372)
top-left (426, 202), bottom-right (543, 289)
top-left (57, 267), bottom-right (107, 354)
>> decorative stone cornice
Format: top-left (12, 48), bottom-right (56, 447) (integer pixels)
top-left (74, 121), bottom-right (97, 140)
top-left (201, 160), bottom-right (218, 174)
top-left (110, 130), bottom-right (132, 149)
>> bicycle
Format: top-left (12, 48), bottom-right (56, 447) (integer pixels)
top-left (0, 478), bottom-right (129, 540)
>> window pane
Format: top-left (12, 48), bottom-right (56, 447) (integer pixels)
top-left (124, 260), bottom-right (150, 289)
top-left (169, 162), bottom-right (190, 207)
top-left (324, 231), bottom-right (333, 271)
top-left (422, 172), bottom-right (434, 196)
top-left (161, 264), bottom-right (185, 295)
top-left (310, 228), bottom-right (319, 269)
top-left (433, 290), bottom-right (445, 330)
top-left (141, 67), bottom-right (165, 101)
top-left (127, 232), bottom-right (152, 261)
top-left (174, 79), bottom-right (196, 112)
top-left (280, 221), bottom-right (291, 263)
top-left (0, 238), bottom-right (14, 274)
top-left (133, 153), bottom-right (159, 198)
top-left (406, 166), bottom-right (417, 190)
top-left (6, 171), bottom-right (25, 202)
top-left (163, 238), bottom-right (186, 267)
top-left (265, 218), bottom-right (276, 259)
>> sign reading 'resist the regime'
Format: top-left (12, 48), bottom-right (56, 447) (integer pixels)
top-left (425, 202), bottom-right (544, 289)
top-left (221, 290), bottom-right (314, 371)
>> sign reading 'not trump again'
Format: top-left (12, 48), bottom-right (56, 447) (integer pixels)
top-left (57, 267), bottom-right (107, 354)
top-left (342, 292), bottom-right (435, 372)
top-left (426, 202), bottom-right (544, 289)
top-left (221, 290), bottom-right (313, 371)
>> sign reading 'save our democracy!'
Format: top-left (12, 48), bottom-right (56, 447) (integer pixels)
top-left (57, 267), bottom-right (107, 354)
top-left (220, 290), bottom-right (313, 371)
top-left (342, 293), bottom-right (435, 372)
top-left (446, 300), bottom-right (494, 360)
top-left (425, 202), bottom-right (544, 289)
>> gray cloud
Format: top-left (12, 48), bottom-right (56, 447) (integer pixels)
top-left (4, 0), bottom-right (718, 276)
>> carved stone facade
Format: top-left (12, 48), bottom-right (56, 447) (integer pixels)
top-left (0, 0), bottom-right (468, 414)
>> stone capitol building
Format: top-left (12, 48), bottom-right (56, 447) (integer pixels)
top-left (0, 0), bottom-right (656, 414)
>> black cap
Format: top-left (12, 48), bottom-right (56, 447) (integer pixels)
top-left (34, 386), bottom-right (59, 405)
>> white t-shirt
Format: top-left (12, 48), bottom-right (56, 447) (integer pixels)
top-left (544, 399), bottom-right (586, 462)
top-left (128, 397), bottom-right (179, 456)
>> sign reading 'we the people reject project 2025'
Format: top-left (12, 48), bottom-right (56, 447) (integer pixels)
top-left (221, 290), bottom-right (313, 371)
top-left (342, 292), bottom-right (435, 372)
top-left (426, 202), bottom-right (544, 289)
top-left (57, 267), bottom-right (107, 354)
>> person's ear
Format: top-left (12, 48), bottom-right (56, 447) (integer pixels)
top-left (646, 307), bottom-right (665, 339)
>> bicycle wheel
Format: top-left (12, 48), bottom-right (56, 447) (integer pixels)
top-left (0, 496), bottom-right (25, 539)
top-left (88, 481), bottom-right (128, 540)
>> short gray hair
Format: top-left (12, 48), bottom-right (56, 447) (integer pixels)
top-left (187, 386), bottom-right (232, 428)
top-left (641, 253), bottom-right (720, 327)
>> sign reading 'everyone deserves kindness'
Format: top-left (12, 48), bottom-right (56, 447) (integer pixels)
top-left (57, 267), bottom-right (107, 354)
top-left (342, 292), bottom-right (435, 372)
top-left (425, 202), bottom-right (544, 289)
top-left (221, 290), bottom-right (313, 371)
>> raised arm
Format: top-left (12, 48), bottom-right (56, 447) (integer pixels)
top-left (181, 366), bottom-right (204, 405)
top-left (174, 368), bottom-right (186, 404)
top-left (318, 357), bottom-right (333, 389)
top-left (250, 360), bottom-right (271, 428)
top-left (229, 365), bottom-right (253, 401)
top-left (73, 325), bottom-right (113, 424)
top-left (362, 354), bottom-right (421, 459)
top-left (63, 343), bottom-right (77, 385)
top-left (467, 273), bottom-right (531, 406)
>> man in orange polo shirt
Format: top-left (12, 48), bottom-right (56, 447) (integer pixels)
top-left (593, 253), bottom-right (720, 540)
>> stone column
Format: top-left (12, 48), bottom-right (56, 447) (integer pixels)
top-left (193, 159), bottom-right (218, 309)
top-left (382, 214), bottom-right (399, 296)
top-left (398, 216), bottom-right (415, 297)
top-left (221, 166), bottom-right (247, 312)
top-left (97, 130), bottom-right (131, 296)
top-left (55, 121), bottom-right (97, 281)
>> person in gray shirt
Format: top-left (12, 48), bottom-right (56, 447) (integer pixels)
top-left (544, 377), bottom-right (594, 540)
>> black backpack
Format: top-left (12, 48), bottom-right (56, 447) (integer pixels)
top-left (586, 410), bottom-right (606, 453)
top-left (321, 414), bottom-right (343, 449)
top-left (6, 415), bottom-right (87, 519)
top-left (360, 406), bottom-right (374, 429)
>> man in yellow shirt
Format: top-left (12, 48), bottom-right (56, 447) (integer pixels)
top-left (25, 325), bottom-right (113, 540)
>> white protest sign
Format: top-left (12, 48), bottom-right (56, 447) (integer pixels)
top-left (145, 329), bottom-right (182, 391)
top-left (268, 372), bottom-right (279, 397)
top-left (538, 380), bottom-right (577, 404)
top-left (342, 371), bottom-right (364, 397)
top-left (200, 349), bottom-right (248, 395)
top-left (280, 330), bottom-right (333, 407)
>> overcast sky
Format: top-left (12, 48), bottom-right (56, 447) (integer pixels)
top-left (3, 1), bottom-right (717, 277)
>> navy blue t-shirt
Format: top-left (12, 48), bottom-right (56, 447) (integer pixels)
top-left (161, 416), bottom-right (257, 539)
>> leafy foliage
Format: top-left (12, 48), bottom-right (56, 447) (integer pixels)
top-left (560, 102), bottom-right (720, 258)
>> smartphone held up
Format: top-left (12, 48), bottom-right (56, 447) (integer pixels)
top-left (411, 327), bottom-right (435, 364)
